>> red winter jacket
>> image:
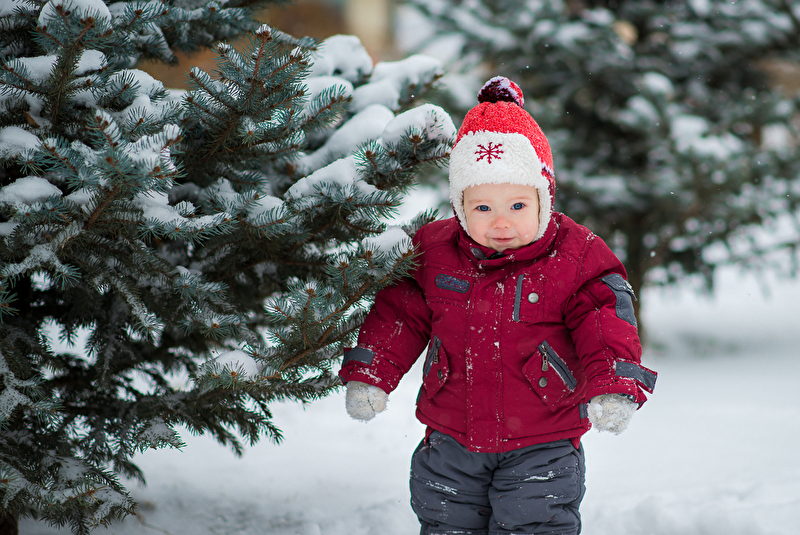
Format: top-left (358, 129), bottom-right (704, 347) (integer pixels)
top-left (339, 213), bottom-right (656, 453)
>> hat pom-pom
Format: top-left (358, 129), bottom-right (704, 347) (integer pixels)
top-left (477, 76), bottom-right (524, 107)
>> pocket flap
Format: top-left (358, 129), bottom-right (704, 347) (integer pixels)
top-left (523, 341), bottom-right (577, 412)
top-left (423, 337), bottom-right (448, 399)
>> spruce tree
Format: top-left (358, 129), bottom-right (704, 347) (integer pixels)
top-left (0, 0), bottom-right (454, 532)
top-left (401, 0), bottom-right (800, 322)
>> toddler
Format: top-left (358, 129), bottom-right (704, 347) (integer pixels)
top-left (339, 76), bottom-right (657, 535)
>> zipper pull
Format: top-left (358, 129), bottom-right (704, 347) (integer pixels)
top-left (541, 352), bottom-right (549, 372)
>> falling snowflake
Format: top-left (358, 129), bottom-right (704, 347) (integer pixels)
top-left (475, 142), bottom-right (503, 163)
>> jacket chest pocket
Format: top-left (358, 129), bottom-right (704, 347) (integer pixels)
top-left (523, 340), bottom-right (578, 412)
top-left (422, 336), bottom-right (449, 399)
top-left (512, 274), bottom-right (547, 323)
top-left (422, 271), bottom-right (473, 309)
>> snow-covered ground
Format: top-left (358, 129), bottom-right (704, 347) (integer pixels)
top-left (20, 266), bottom-right (800, 535)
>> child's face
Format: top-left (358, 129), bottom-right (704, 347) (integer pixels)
top-left (463, 183), bottom-right (540, 253)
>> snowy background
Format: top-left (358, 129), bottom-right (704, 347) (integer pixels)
top-left (20, 187), bottom-right (800, 535)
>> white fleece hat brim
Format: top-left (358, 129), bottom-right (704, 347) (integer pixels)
top-left (449, 130), bottom-right (552, 243)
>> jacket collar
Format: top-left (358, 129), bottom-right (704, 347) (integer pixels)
top-left (457, 213), bottom-right (560, 268)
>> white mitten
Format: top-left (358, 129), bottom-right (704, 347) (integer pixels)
top-left (345, 381), bottom-right (388, 422)
top-left (587, 394), bottom-right (638, 434)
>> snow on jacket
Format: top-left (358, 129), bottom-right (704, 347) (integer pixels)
top-left (339, 213), bottom-right (657, 453)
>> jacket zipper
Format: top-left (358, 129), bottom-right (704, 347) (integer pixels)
top-left (513, 274), bottom-right (524, 322)
top-left (424, 336), bottom-right (441, 376)
top-left (538, 341), bottom-right (577, 391)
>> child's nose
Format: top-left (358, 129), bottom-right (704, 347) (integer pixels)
top-left (492, 214), bottom-right (510, 228)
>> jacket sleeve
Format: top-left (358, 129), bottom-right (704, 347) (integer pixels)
top-left (564, 237), bottom-right (657, 406)
top-left (338, 275), bottom-right (432, 394)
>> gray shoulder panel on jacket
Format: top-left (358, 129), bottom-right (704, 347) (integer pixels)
top-left (601, 273), bottom-right (637, 328)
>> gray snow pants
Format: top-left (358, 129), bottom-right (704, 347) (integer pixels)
top-left (410, 431), bottom-right (585, 535)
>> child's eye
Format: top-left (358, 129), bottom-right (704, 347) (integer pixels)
top-left (477, 205), bottom-right (490, 212)
top-left (512, 202), bottom-right (525, 210)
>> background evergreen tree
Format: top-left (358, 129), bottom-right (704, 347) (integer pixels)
top-left (0, 0), bottom-right (454, 532)
top-left (400, 0), bottom-right (800, 323)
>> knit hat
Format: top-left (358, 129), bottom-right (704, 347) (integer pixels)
top-left (449, 76), bottom-right (555, 243)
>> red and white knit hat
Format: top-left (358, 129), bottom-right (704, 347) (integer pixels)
top-left (449, 76), bottom-right (555, 242)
